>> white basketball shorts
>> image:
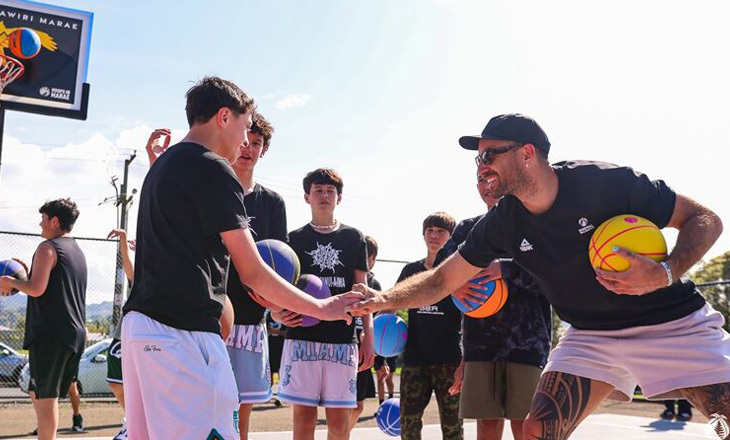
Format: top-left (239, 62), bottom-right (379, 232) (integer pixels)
top-left (122, 312), bottom-right (239, 440)
top-left (278, 339), bottom-right (358, 408)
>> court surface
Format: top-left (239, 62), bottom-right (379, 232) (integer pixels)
top-left (5, 413), bottom-right (715, 440)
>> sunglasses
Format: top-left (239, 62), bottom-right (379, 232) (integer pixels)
top-left (474, 143), bottom-right (523, 166)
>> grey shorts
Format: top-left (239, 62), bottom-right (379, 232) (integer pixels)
top-left (545, 303), bottom-right (730, 401)
top-left (460, 361), bottom-right (542, 420)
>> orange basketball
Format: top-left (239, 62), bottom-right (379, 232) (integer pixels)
top-left (588, 214), bottom-right (667, 272)
top-left (465, 278), bottom-right (509, 318)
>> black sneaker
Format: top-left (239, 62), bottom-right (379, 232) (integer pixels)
top-left (30, 427), bottom-right (37, 435)
top-left (660, 408), bottom-right (675, 420)
top-left (71, 414), bottom-right (84, 432)
top-left (676, 411), bottom-right (692, 422)
top-left (273, 399), bottom-right (283, 407)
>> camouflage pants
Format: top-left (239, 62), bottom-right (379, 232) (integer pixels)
top-left (400, 363), bottom-right (463, 440)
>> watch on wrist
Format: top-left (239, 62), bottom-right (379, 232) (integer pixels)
top-left (659, 261), bottom-right (673, 287)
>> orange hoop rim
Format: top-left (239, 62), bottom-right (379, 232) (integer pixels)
top-left (0, 53), bottom-right (24, 94)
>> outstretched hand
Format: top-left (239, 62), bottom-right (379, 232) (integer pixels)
top-left (594, 247), bottom-right (671, 295)
top-left (345, 283), bottom-right (383, 316)
top-left (319, 291), bottom-right (366, 324)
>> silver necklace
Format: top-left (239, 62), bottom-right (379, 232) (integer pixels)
top-left (309, 220), bottom-right (339, 231)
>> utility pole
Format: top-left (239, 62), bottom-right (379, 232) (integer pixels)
top-left (112, 152), bottom-right (136, 330)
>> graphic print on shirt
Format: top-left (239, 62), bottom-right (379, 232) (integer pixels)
top-left (307, 242), bottom-right (346, 288)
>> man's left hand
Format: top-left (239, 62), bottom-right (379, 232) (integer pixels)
top-left (595, 247), bottom-right (671, 295)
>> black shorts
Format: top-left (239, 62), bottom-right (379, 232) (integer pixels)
top-left (356, 369), bottom-right (376, 402)
top-left (28, 338), bottom-right (82, 399)
top-left (374, 355), bottom-right (397, 371)
top-left (268, 336), bottom-right (284, 374)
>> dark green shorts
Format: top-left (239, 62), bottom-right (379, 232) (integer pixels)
top-left (106, 338), bottom-right (122, 383)
top-left (28, 338), bottom-right (82, 399)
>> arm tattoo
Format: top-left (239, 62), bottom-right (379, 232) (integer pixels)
top-left (529, 372), bottom-right (592, 440)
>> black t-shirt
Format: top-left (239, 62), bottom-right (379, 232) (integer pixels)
top-left (285, 224), bottom-right (368, 344)
top-left (459, 160), bottom-right (706, 331)
top-left (24, 237), bottom-right (87, 353)
top-left (437, 216), bottom-right (552, 367)
top-left (124, 142), bottom-right (249, 334)
top-left (399, 260), bottom-right (462, 366)
top-left (227, 183), bottom-right (288, 325)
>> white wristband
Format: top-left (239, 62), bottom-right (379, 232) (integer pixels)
top-left (659, 261), bottom-right (673, 287)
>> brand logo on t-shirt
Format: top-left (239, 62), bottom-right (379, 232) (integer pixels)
top-left (519, 239), bottom-right (534, 252)
top-left (578, 217), bottom-right (595, 235)
top-left (418, 305), bottom-right (444, 315)
top-left (307, 242), bottom-right (344, 273)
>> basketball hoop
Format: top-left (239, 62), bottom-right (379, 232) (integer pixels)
top-left (0, 53), bottom-right (24, 98)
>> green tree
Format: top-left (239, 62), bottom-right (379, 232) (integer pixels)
top-left (691, 250), bottom-right (730, 332)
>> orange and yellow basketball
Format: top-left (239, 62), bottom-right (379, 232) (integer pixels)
top-left (588, 215), bottom-right (667, 272)
top-left (465, 278), bottom-right (509, 318)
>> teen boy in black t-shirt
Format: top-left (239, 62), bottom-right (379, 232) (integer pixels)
top-left (1, 198), bottom-right (87, 440)
top-left (223, 112), bottom-right (289, 439)
top-left (121, 78), bottom-right (358, 440)
top-left (397, 212), bottom-right (463, 440)
top-left (349, 114), bottom-right (728, 439)
top-left (277, 168), bottom-right (374, 440)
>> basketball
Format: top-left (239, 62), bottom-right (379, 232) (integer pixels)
top-left (0, 259), bottom-right (28, 294)
top-left (296, 274), bottom-right (331, 327)
top-left (454, 278), bottom-right (509, 318)
top-left (256, 239), bottom-right (301, 284)
top-left (589, 215), bottom-right (667, 272)
top-left (376, 398), bottom-right (401, 436)
top-left (373, 313), bottom-right (407, 357)
top-left (8, 28), bottom-right (42, 60)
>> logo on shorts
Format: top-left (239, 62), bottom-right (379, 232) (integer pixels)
top-left (707, 413), bottom-right (730, 439)
top-left (143, 345), bottom-right (161, 352)
top-left (109, 340), bottom-right (122, 359)
top-left (578, 217), bottom-right (595, 234)
top-left (519, 239), bottom-right (534, 252)
top-left (206, 428), bottom-right (226, 440)
top-left (281, 365), bottom-right (292, 386)
top-left (233, 410), bottom-right (240, 433)
top-left (349, 378), bottom-right (357, 395)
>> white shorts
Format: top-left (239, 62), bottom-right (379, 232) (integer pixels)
top-left (545, 303), bottom-right (730, 402)
top-left (278, 339), bottom-right (358, 408)
top-left (226, 323), bottom-right (272, 404)
top-left (122, 312), bottom-right (239, 440)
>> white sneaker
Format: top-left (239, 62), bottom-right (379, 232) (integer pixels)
top-left (113, 418), bottom-right (127, 440)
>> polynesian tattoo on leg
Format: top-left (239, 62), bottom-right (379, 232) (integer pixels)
top-left (528, 372), bottom-right (592, 440)
top-left (681, 382), bottom-right (730, 419)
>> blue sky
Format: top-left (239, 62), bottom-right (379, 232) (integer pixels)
top-left (1, 0), bottom-right (729, 302)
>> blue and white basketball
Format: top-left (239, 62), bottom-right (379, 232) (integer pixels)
top-left (256, 239), bottom-right (300, 285)
top-left (376, 398), bottom-right (401, 436)
top-left (373, 313), bottom-right (407, 357)
top-left (0, 259), bottom-right (27, 294)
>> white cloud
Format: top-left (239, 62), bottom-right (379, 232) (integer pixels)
top-left (275, 94), bottom-right (312, 110)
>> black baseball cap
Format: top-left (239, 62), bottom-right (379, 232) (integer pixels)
top-left (458, 113), bottom-right (551, 153)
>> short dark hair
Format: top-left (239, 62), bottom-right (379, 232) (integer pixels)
top-left (251, 112), bottom-right (274, 148)
top-left (365, 236), bottom-right (378, 259)
top-left (422, 212), bottom-right (456, 235)
top-left (39, 198), bottom-right (79, 232)
top-left (302, 168), bottom-right (344, 194)
top-left (535, 145), bottom-right (549, 162)
top-left (185, 76), bottom-right (256, 127)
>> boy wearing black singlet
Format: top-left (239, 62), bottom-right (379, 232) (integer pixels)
top-left (1, 198), bottom-right (87, 440)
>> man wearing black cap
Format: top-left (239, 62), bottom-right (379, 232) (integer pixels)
top-left (348, 113), bottom-right (730, 439)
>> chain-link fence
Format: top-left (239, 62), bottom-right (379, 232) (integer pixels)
top-left (0, 231), bottom-right (123, 399)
